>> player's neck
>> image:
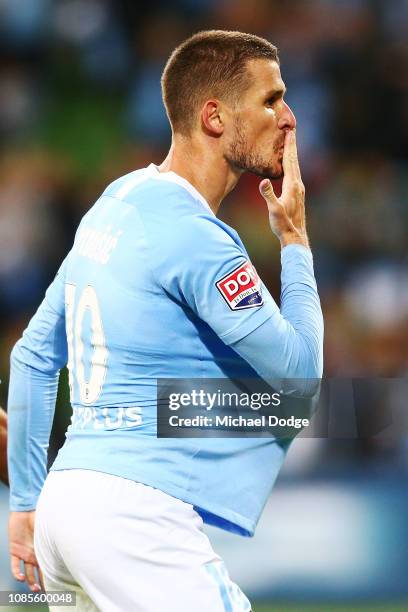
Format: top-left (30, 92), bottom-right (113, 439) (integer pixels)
top-left (158, 139), bottom-right (241, 215)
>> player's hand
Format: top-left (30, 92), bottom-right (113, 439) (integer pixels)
top-left (9, 511), bottom-right (44, 592)
top-left (259, 129), bottom-right (309, 248)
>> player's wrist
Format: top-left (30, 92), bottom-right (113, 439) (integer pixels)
top-left (279, 230), bottom-right (309, 250)
top-left (9, 508), bottom-right (37, 518)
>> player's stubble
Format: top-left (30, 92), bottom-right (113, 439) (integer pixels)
top-left (225, 117), bottom-right (284, 180)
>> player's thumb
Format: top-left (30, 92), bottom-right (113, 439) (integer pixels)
top-left (259, 179), bottom-right (278, 207)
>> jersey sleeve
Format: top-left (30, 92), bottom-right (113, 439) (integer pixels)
top-left (151, 214), bottom-right (279, 345)
top-left (8, 257), bottom-right (68, 511)
top-left (230, 245), bottom-right (324, 389)
top-left (151, 215), bottom-right (323, 384)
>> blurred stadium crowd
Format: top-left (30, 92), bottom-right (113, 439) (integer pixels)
top-left (0, 0), bottom-right (407, 450)
top-left (0, 0), bottom-right (408, 603)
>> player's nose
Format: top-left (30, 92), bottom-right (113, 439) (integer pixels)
top-left (278, 101), bottom-right (296, 130)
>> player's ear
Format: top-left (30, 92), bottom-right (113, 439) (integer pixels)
top-left (201, 100), bottom-right (224, 136)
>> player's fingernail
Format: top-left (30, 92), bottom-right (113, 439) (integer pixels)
top-left (259, 179), bottom-right (272, 194)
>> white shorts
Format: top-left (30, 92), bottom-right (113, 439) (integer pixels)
top-left (34, 470), bottom-right (251, 612)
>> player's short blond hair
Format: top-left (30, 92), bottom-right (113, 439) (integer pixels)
top-left (161, 30), bottom-right (279, 136)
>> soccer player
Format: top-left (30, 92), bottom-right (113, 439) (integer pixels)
top-left (0, 408), bottom-right (8, 485)
top-left (8, 31), bottom-right (323, 611)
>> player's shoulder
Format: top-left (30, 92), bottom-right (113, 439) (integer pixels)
top-left (146, 212), bottom-right (244, 283)
top-left (104, 164), bottom-right (202, 216)
top-left (101, 164), bottom-right (181, 202)
top-left (101, 166), bottom-right (152, 200)
top-left (98, 163), bottom-right (242, 247)
top-left (175, 211), bottom-right (239, 246)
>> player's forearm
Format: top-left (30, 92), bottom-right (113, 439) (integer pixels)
top-left (0, 409), bottom-right (8, 485)
top-left (8, 342), bottom-right (59, 511)
top-left (231, 244), bottom-right (323, 393)
top-left (280, 244), bottom-right (323, 379)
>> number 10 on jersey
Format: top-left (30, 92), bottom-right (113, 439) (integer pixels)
top-left (65, 284), bottom-right (108, 405)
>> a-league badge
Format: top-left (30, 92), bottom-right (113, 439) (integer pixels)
top-left (216, 261), bottom-right (263, 310)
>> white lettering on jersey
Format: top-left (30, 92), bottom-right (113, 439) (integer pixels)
top-left (71, 406), bottom-right (143, 430)
top-left (75, 225), bottom-right (123, 264)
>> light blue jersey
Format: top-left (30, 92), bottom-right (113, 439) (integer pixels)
top-left (8, 164), bottom-right (323, 536)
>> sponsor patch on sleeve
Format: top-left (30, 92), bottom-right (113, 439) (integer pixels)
top-left (216, 260), bottom-right (263, 310)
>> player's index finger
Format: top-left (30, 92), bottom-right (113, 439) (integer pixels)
top-left (283, 129), bottom-right (301, 180)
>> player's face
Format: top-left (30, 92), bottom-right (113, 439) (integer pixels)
top-left (225, 59), bottom-right (296, 179)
